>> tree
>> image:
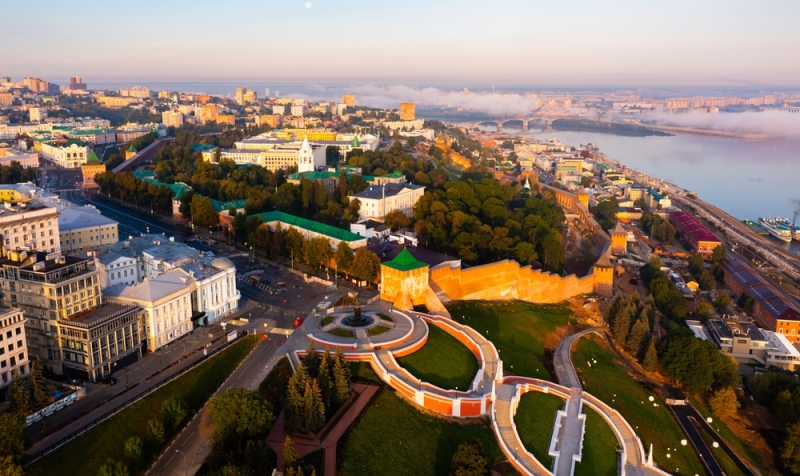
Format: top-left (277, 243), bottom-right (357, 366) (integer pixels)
top-left (714, 291), bottom-right (731, 311)
top-left (580, 176), bottom-right (592, 188)
top-left (611, 302), bottom-right (632, 345)
top-left (385, 209), bottom-right (410, 231)
top-left (784, 422), bottom-right (800, 475)
top-left (350, 248), bottom-right (380, 283)
top-left (302, 340), bottom-right (321, 377)
top-left (0, 456), bottom-right (24, 476)
top-left (335, 241), bottom-right (354, 277)
top-left (695, 301), bottom-right (715, 320)
top-left (302, 380), bottom-right (326, 433)
top-left (8, 370), bottom-right (29, 416)
top-left (255, 223), bottom-right (270, 250)
top-left (30, 358), bottom-right (48, 406)
top-left (318, 349), bottom-right (333, 408)
top-left (592, 198), bottom-right (618, 230)
top-left (709, 387), bottom-right (739, 418)
top-left (687, 254), bottom-right (704, 277)
top-left (627, 317), bottom-right (650, 357)
top-left (232, 212), bottom-right (248, 243)
top-left (97, 459), bottom-right (129, 476)
top-left (147, 418), bottom-right (165, 445)
top-left (285, 364), bottom-right (309, 432)
top-left (162, 397), bottom-right (188, 432)
top-left (209, 388), bottom-right (275, 453)
top-left (283, 436), bottom-right (299, 473)
top-left (0, 413), bottom-right (26, 464)
top-left (642, 339), bottom-right (659, 372)
top-left (450, 440), bottom-right (488, 476)
top-left (711, 245), bottom-right (727, 263)
top-left (332, 350), bottom-right (351, 405)
top-left (698, 271), bottom-right (715, 291)
top-left (303, 236), bottom-right (333, 271)
top-left (190, 195), bottom-right (219, 228)
top-left (284, 229), bottom-right (305, 265)
top-left (123, 436), bottom-right (143, 471)
top-left (514, 241), bottom-right (538, 265)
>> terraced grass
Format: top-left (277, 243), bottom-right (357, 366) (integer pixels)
top-left (513, 391), bottom-right (563, 469)
top-left (329, 328), bottom-right (354, 338)
top-left (396, 324), bottom-right (478, 390)
top-left (338, 389), bottom-right (501, 476)
top-left (449, 300), bottom-right (571, 380)
top-left (575, 407), bottom-right (619, 476)
top-left (27, 338), bottom-right (257, 476)
top-left (368, 325), bottom-right (391, 336)
top-left (321, 315), bottom-right (335, 326)
top-left (573, 335), bottom-right (706, 476)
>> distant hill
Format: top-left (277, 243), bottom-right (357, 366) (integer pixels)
top-left (552, 119), bottom-right (673, 137)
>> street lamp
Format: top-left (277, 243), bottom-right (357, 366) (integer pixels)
top-left (175, 450), bottom-right (187, 476)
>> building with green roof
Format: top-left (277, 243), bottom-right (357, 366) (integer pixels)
top-left (210, 198), bottom-right (248, 215)
top-left (382, 248), bottom-right (428, 272)
top-left (252, 211), bottom-right (367, 250)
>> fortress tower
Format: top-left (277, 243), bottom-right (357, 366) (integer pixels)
top-left (577, 188), bottom-right (590, 209)
top-left (610, 221), bottom-right (628, 255)
top-left (592, 253), bottom-right (615, 297)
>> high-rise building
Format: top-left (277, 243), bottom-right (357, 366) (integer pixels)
top-left (0, 93), bottom-right (12, 106)
top-left (23, 77), bottom-right (49, 94)
top-left (399, 102), bottom-right (416, 121)
top-left (198, 104), bottom-right (218, 124)
top-left (265, 88), bottom-right (270, 97)
top-left (120, 86), bottom-right (151, 98)
top-left (342, 94), bottom-right (356, 107)
top-left (69, 76), bottom-right (87, 91)
top-left (0, 77), bottom-right (10, 85)
top-left (162, 110), bottom-right (184, 128)
top-left (235, 87), bottom-right (246, 105)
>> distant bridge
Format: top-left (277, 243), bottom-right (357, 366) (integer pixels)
top-left (462, 117), bottom-right (556, 132)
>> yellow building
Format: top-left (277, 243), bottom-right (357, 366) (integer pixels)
top-left (342, 94), bottom-right (356, 107)
top-left (96, 96), bottom-right (140, 108)
top-left (379, 249), bottom-right (431, 310)
top-left (256, 114), bottom-right (281, 128)
top-left (58, 206), bottom-right (119, 253)
top-left (125, 144), bottom-right (137, 159)
top-left (198, 104), bottom-right (218, 124)
top-left (216, 114), bottom-right (235, 125)
top-left (81, 151), bottom-right (105, 189)
top-left (399, 102), bottom-right (415, 121)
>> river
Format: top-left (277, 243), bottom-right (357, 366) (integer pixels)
top-left (477, 125), bottom-right (800, 253)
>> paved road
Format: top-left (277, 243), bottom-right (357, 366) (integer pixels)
top-left (147, 335), bottom-right (287, 476)
top-left (669, 405), bottom-right (724, 476)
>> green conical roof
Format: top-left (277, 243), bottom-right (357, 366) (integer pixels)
top-left (351, 135), bottom-right (360, 148)
top-left (86, 151), bottom-right (100, 163)
top-left (383, 248), bottom-right (428, 272)
top-left (127, 144), bottom-right (137, 152)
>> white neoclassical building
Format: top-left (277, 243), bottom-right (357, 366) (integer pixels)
top-left (351, 182), bottom-right (426, 219)
top-left (39, 140), bottom-right (90, 168)
top-left (104, 269), bottom-right (195, 352)
top-left (185, 258), bottom-right (240, 323)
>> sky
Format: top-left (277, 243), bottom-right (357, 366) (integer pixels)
top-left (2, 0), bottom-right (800, 87)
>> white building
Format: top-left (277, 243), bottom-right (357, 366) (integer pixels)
top-left (162, 111), bottom-right (184, 128)
top-left (120, 86), bottom-right (151, 98)
top-left (0, 199), bottom-right (60, 255)
top-left (203, 143), bottom-right (326, 172)
top-left (97, 250), bottom-right (139, 288)
top-left (351, 182), bottom-right (426, 219)
top-left (383, 119), bottom-right (424, 131)
top-left (350, 219), bottom-right (390, 240)
top-left (104, 269), bottom-right (195, 352)
top-left (40, 140), bottom-right (90, 168)
top-left (0, 145), bottom-right (39, 168)
top-left (290, 105), bottom-right (304, 116)
top-left (29, 107), bottom-right (47, 122)
top-left (0, 308), bottom-right (28, 389)
top-left (184, 258), bottom-right (239, 323)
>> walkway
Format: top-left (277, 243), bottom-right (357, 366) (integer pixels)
top-left (555, 388), bottom-right (584, 476)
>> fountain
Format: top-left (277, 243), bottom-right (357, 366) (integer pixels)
top-left (341, 294), bottom-right (374, 327)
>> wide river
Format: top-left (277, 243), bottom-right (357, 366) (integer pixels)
top-left (477, 125), bottom-right (800, 252)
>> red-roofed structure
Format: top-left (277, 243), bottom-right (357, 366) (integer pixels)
top-left (722, 259), bottom-right (800, 342)
top-left (670, 211), bottom-right (721, 257)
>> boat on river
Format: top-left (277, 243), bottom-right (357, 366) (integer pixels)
top-left (758, 217), bottom-right (793, 242)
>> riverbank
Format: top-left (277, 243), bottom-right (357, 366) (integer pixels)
top-left (645, 124), bottom-right (768, 140)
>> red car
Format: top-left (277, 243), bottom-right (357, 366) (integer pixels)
top-left (293, 316), bottom-right (304, 327)
top-left (283, 299), bottom-right (289, 305)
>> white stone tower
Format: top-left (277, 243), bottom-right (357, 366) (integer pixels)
top-left (298, 134), bottom-right (314, 173)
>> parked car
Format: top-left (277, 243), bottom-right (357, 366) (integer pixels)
top-left (293, 316), bottom-right (304, 327)
top-left (102, 377), bottom-right (117, 385)
top-left (283, 299), bottom-right (289, 305)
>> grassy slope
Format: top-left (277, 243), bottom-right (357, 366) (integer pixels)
top-left (448, 300), bottom-right (571, 380)
top-left (513, 392), bottom-right (563, 469)
top-left (573, 336), bottom-right (706, 475)
top-left (396, 324), bottom-right (479, 390)
top-left (575, 407), bottom-right (619, 476)
top-left (338, 389), bottom-right (500, 476)
top-left (28, 338), bottom-right (257, 476)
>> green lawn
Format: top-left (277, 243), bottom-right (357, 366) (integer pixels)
top-left (377, 313), bottom-right (394, 322)
top-left (448, 300), bottom-right (572, 380)
top-left (573, 336), bottom-right (706, 476)
top-left (329, 328), bottom-right (354, 338)
top-left (695, 420), bottom-right (747, 476)
top-left (350, 362), bottom-right (383, 384)
top-left (321, 315), bottom-right (335, 326)
top-left (575, 407), bottom-right (618, 476)
top-left (688, 394), bottom-right (764, 474)
top-left (28, 338), bottom-right (257, 476)
top-left (513, 391), bottom-right (563, 469)
top-left (396, 324), bottom-right (478, 390)
top-left (338, 389), bottom-right (501, 476)
top-left (368, 325), bottom-right (391, 336)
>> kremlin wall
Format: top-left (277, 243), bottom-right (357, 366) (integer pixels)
top-left (381, 183), bottom-right (615, 311)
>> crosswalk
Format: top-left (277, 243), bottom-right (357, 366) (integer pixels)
top-left (236, 273), bottom-right (287, 295)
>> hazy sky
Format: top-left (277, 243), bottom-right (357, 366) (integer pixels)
top-left (2, 0), bottom-right (799, 86)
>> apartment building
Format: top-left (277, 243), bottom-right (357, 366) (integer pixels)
top-left (0, 145), bottom-right (39, 168)
top-left (162, 111), bottom-right (184, 128)
top-left (0, 308), bottom-right (28, 389)
top-left (0, 198), bottom-right (60, 255)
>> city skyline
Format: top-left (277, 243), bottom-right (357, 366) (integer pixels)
top-left (3, 0), bottom-right (800, 86)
